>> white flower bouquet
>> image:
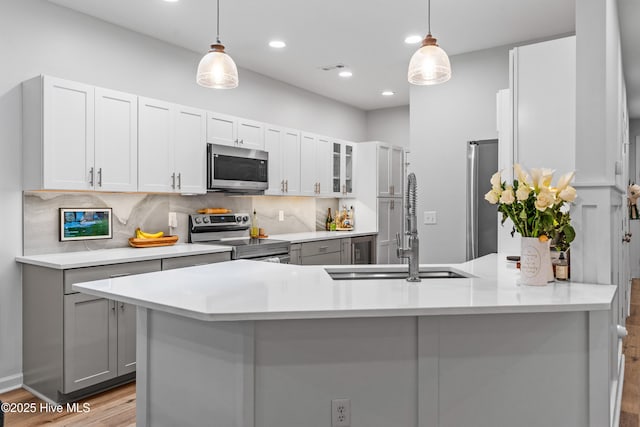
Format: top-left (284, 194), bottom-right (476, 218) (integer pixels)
top-left (484, 164), bottom-right (577, 251)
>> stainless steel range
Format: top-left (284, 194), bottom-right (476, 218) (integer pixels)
top-left (188, 213), bottom-right (291, 263)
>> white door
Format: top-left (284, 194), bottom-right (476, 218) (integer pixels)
top-left (138, 97), bottom-right (174, 192)
top-left (390, 147), bottom-right (404, 197)
top-left (331, 142), bottom-right (342, 195)
top-left (282, 129), bottom-right (301, 194)
top-left (264, 126), bottom-right (284, 195)
top-left (343, 143), bottom-right (355, 196)
top-left (43, 76), bottom-right (94, 190)
top-left (377, 145), bottom-right (391, 197)
top-left (377, 198), bottom-right (391, 264)
top-left (300, 133), bottom-right (318, 196)
top-left (207, 112), bottom-right (237, 147)
top-left (237, 119), bottom-right (264, 150)
top-left (317, 136), bottom-right (332, 196)
top-left (388, 198), bottom-right (403, 264)
top-left (94, 88), bottom-right (138, 192)
top-left (174, 105), bottom-right (207, 194)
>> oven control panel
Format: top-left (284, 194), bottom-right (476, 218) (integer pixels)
top-left (190, 213), bottom-right (250, 227)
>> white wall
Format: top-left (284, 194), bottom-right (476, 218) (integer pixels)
top-left (365, 106), bottom-right (410, 148)
top-left (409, 46), bottom-right (510, 263)
top-left (0, 0), bottom-right (367, 389)
top-left (630, 119), bottom-right (640, 183)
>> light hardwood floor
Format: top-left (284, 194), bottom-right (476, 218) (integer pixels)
top-left (3, 282), bottom-right (640, 426)
top-left (621, 279), bottom-right (640, 427)
top-left (0, 382), bottom-right (135, 426)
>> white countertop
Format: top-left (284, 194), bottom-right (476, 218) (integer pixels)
top-left (16, 244), bottom-right (232, 269)
top-left (72, 254), bottom-right (617, 322)
top-left (15, 230), bottom-right (376, 269)
top-left (269, 230), bottom-right (377, 243)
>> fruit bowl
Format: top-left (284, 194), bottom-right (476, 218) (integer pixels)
top-left (128, 235), bottom-right (179, 248)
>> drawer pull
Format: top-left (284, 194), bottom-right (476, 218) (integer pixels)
top-left (109, 273), bottom-right (131, 278)
top-left (319, 246), bottom-right (329, 251)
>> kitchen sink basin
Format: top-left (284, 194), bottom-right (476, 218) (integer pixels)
top-left (325, 266), bottom-right (472, 280)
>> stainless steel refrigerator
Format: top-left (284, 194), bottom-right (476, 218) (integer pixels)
top-left (466, 139), bottom-right (498, 260)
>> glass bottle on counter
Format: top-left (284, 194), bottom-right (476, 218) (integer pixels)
top-left (325, 208), bottom-right (333, 231)
top-left (555, 252), bottom-right (568, 281)
top-left (250, 209), bottom-right (259, 239)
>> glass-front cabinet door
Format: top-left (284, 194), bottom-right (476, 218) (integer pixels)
top-left (344, 144), bottom-right (353, 195)
top-left (332, 142), bottom-right (341, 193)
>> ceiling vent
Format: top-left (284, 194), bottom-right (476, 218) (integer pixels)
top-left (319, 63), bottom-right (346, 71)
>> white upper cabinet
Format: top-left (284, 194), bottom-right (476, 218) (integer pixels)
top-left (139, 98), bottom-right (207, 194)
top-left (510, 36), bottom-right (575, 174)
top-left (237, 119), bottom-right (265, 150)
top-left (94, 88), bottom-right (138, 192)
top-left (174, 105), bottom-right (207, 194)
top-left (138, 97), bottom-right (174, 193)
top-left (23, 75), bottom-right (137, 191)
top-left (300, 133), bottom-right (331, 196)
top-left (265, 125), bottom-right (300, 195)
top-left (207, 112), bottom-right (265, 150)
top-left (377, 144), bottom-right (404, 197)
top-left (331, 141), bottom-right (356, 197)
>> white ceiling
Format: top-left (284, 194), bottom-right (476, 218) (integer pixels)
top-left (49, 0), bottom-right (579, 111)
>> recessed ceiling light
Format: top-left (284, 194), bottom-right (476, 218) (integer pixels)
top-left (269, 40), bottom-right (286, 49)
top-left (339, 70), bottom-right (353, 78)
top-left (404, 35), bottom-right (423, 44)
top-left (381, 91), bottom-right (395, 96)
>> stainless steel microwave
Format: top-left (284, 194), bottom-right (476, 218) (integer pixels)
top-left (207, 143), bottom-right (269, 194)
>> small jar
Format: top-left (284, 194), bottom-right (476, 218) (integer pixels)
top-left (555, 252), bottom-right (569, 281)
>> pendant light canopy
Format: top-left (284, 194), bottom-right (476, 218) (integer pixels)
top-left (196, 0), bottom-right (238, 89)
top-left (408, 0), bottom-right (451, 85)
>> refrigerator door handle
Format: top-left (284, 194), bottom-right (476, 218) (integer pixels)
top-left (467, 142), bottom-right (478, 260)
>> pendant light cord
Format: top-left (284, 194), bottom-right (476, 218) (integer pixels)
top-left (427, 0), bottom-right (432, 36)
top-left (216, 0), bottom-right (221, 44)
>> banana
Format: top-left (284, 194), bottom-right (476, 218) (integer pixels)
top-left (135, 228), bottom-right (164, 239)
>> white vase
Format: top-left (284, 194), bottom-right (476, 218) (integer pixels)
top-left (520, 237), bottom-right (554, 286)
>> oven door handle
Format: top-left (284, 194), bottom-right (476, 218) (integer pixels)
top-left (191, 224), bottom-right (249, 233)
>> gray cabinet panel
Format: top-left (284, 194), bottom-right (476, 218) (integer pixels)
top-left (300, 239), bottom-right (341, 257)
top-left (117, 301), bottom-right (137, 375)
top-left (64, 260), bottom-right (161, 294)
top-left (300, 251), bottom-right (342, 266)
top-left (161, 252), bottom-right (230, 270)
top-left (63, 293), bottom-right (117, 393)
top-left (289, 244), bottom-right (301, 265)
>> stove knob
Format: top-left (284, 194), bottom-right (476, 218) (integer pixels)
top-left (242, 216), bottom-right (249, 223)
top-left (194, 217), bottom-right (202, 224)
top-left (236, 216), bottom-right (242, 223)
top-left (203, 216), bottom-right (210, 223)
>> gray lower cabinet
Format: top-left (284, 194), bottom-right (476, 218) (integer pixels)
top-left (23, 252), bottom-right (230, 403)
top-left (161, 252), bottom-right (231, 270)
top-left (292, 238), bottom-right (352, 265)
top-left (63, 293), bottom-right (118, 393)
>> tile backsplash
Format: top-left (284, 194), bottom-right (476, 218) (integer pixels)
top-left (23, 192), bottom-right (339, 255)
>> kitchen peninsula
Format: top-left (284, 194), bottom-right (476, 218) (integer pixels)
top-left (73, 254), bottom-right (618, 427)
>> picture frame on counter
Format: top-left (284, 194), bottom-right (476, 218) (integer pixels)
top-left (59, 208), bottom-right (113, 241)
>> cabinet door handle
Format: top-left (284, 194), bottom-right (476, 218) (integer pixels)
top-left (120, 302), bottom-right (125, 311)
top-left (391, 199), bottom-right (394, 210)
top-left (240, 139), bottom-right (244, 144)
top-left (171, 172), bottom-right (176, 189)
top-left (109, 273), bottom-right (131, 278)
top-left (177, 172), bottom-right (182, 189)
top-left (97, 168), bottom-right (103, 187)
top-left (285, 180), bottom-right (288, 192)
top-left (390, 184), bottom-right (394, 195)
top-left (111, 301), bottom-right (116, 312)
top-left (89, 167), bottom-right (94, 186)
top-left (318, 182), bottom-right (321, 193)
top-left (281, 180), bottom-right (285, 192)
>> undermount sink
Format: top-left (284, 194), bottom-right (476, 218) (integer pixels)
top-left (325, 266), bottom-right (472, 280)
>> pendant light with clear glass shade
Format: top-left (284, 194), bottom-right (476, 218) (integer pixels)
top-left (407, 0), bottom-right (451, 85)
top-left (196, 0), bottom-right (238, 89)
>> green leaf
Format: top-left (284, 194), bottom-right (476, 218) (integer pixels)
top-left (563, 225), bottom-right (576, 243)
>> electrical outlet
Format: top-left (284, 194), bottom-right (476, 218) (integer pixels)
top-left (168, 212), bottom-right (178, 228)
top-left (331, 398), bottom-right (351, 427)
top-left (424, 211), bottom-right (437, 225)
top-left (278, 210), bottom-right (284, 221)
